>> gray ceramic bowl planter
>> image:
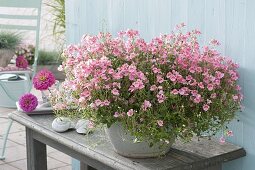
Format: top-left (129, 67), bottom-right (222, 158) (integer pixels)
top-left (105, 122), bottom-right (175, 158)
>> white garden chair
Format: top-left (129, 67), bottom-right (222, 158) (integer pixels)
top-left (0, 0), bottom-right (42, 160)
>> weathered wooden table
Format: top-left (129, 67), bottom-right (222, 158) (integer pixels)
top-left (9, 111), bottom-right (246, 170)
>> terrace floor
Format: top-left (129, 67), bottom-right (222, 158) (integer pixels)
top-left (0, 89), bottom-right (72, 170)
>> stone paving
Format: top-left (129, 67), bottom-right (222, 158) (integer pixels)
top-left (0, 99), bottom-right (72, 170)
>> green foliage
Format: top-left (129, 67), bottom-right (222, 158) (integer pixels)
top-left (37, 50), bottom-right (61, 65)
top-left (0, 32), bottom-right (21, 50)
top-left (45, 0), bottom-right (65, 37)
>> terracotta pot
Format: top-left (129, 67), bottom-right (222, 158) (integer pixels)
top-left (105, 122), bottom-right (175, 158)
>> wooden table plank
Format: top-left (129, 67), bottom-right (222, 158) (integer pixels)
top-left (9, 111), bottom-right (246, 170)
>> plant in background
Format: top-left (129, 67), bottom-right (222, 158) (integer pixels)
top-left (0, 32), bottom-right (22, 67)
top-left (15, 45), bottom-right (35, 65)
top-left (50, 24), bottom-right (243, 145)
top-left (0, 32), bottom-right (21, 50)
top-left (45, 0), bottom-right (65, 38)
top-left (15, 44), bottom-right (61, 65)
top-left (16, 55), bottom-right (28, 69)
top-left (37, 50), bottom-right (61, 65)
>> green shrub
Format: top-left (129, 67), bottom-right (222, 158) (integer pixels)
top-left (37, 50), bottom-right (61, 65)
top-left (0, 32), bottom-right (21, 50)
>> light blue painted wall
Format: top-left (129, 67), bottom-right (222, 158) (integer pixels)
top-left (65, 1), bottom-right (255, 170)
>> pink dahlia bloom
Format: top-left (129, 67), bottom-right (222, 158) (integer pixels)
top-left (33, 69), bottom-right (56, 90)
top-left (19, 93), bottom-right (38, 112)
top-left (16, 55), bottom-right (28, 69)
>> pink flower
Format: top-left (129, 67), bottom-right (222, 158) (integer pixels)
top-left (210, 39), bottom-right (220, 46)
top-left (194, 94), bottom-right (202, 103)
top-left (157, 120), bottom-right (164, 127)
top-left (179, 87), bottom-right (189, 96)
top-left (214, 79), bottom-right (221, 86)
top-left (111, 88), bottom-right (119, 96)
top-left (16, 55), bottom-right (28, 69)
top-left (215, 71), bottom-right (224, 79)
top-left (196, 67), bottom-right (202, 73)
top-left (78, 97), bottom-right (86, 103)
top-left (102, 100), bottom-right (110, 106)
top-left (219, 136), bottom-right (225, 144)
top-left (186, 75), bottom-right (193, 81)
top-left (113, 73), bottom-right (122, 79)
top-left (142, 100), bottom-right (152, 111)
top-left (114, 112), bottom-right (120, 118)
top-left (189, 67), bottom-right (196, 73)
top-left (94, 99), bottom-right (102, 107)
top-left (150, 85), bottom-right (157, 91)
top-left (152, 67), bottom-right (161, 74)
top-left (210, 93), bottom-right (217, 99)
top-left (166, 72), bottom-right (176, 82)
top-left (207, 84), bottom-right (214, 91)
top-left (191, 90), bottom-right (198, 96)
top-left (88, 121), bottom-right (95, 129)
top-left (203, 104), bottom-right (210, 111)
top-left (127, 109), bottom-right (134, 117)
top-left (33, 69), bottom-right (56, 90)
top-left (156, 75), bottom-right (164, 83)
top-left (236, 85), bottom-right (241, 91)
top-left (232, 95), bottom-right (239, 101)
top-left (198, 82), bottom-right (204, 89)
top-left (157, 90), bottom-right (166, 103)
top-left (19, 93), bottom-right (38, 112)
top-left (171, 89), bottom-right (179, 95)
top-left (129, 79), bottom-right (144, 92)
top-left (227, 130), bottom-right (233, 137)
top-left (81, 90), bottom-right (91, 98)
top-left (112, 82), bottom-right (121, 88)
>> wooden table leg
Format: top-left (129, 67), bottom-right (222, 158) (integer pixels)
top-left (80, 161), bottom-right (97, 170)
top-left (26, 128), bottom-right (47, 170)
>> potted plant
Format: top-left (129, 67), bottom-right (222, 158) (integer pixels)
top-left (0, 32), bottom-right (21, 67)
top-left (50, 24), bottom-right (243, 158)
top-left (15, 46), bottom-right (65, 80)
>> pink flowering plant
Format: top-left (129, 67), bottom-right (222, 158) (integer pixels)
top-left (51, 24), bottom-right (242, 144)
top-left (15, 44), bottom-right (35, 65)
top-left (16, 55), bottom-right (28, 69)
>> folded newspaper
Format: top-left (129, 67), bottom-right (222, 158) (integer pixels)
top-left (16, 101), bottom-right (53, 114)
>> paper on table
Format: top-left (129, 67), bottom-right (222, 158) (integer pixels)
top-left (16, 101), bottom-right (53, 114)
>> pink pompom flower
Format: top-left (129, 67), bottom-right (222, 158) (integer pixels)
top-left (19, 93), bottom-right (38, 112)
top-left (16, 55), bottom-right (28, 69)
top-left (33, 69), bottom-right (56, 90)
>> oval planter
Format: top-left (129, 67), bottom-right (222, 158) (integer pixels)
top-left (105, 122), bottom-right (175, 158)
